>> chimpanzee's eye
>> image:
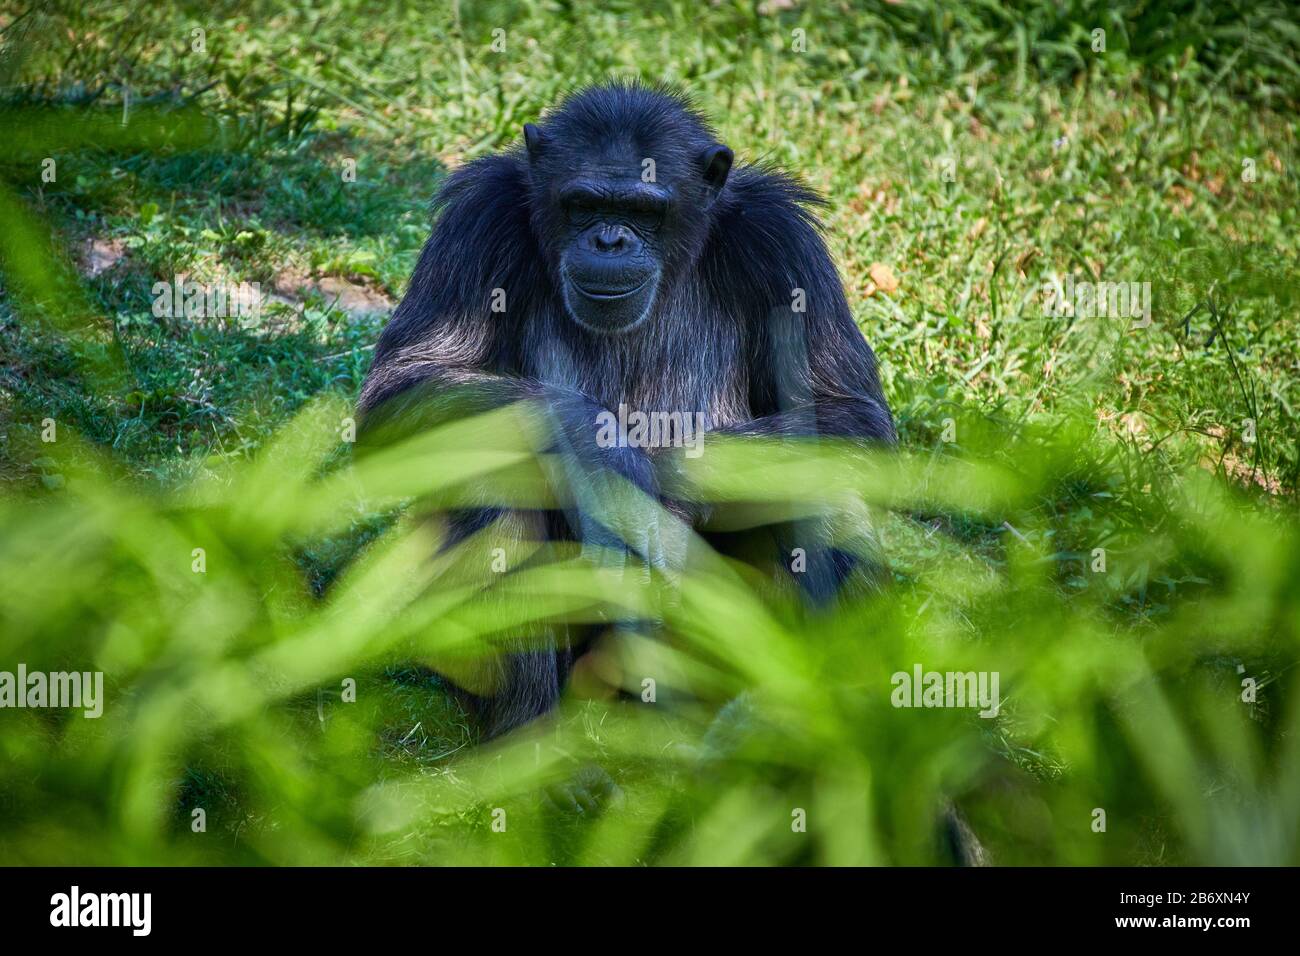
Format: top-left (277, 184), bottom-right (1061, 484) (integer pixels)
top-left (624, 197), bottom-right (667, 231)
top-left (629, 208), bottom-right (665, 231)
top-left (564, 197), bottom-right (599, 224)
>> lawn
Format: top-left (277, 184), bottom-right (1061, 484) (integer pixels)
top-left (1, 0), bottom-right (1298, 866)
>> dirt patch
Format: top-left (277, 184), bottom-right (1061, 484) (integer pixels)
top-left (272, 270), bottom-right (394, 317)
top-left (81, 238), bottom-right (126, 276)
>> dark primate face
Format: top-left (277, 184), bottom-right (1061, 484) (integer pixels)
top-left (553, 165), bottom-right (670, 334)
top-left (523, 87), bottom-right (732, 334)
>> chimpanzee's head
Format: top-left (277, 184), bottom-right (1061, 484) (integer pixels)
top-left (522, 82), bottom-right (733, 334)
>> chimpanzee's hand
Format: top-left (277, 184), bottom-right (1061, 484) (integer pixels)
top-left (537, 394), bottom-right (689, 578)
top-left (542, 763), bottom-right (624, 816)
top-left (573, 461), bottom-right (690, 582)
top-left (652, 443), bottom-right (714, 532)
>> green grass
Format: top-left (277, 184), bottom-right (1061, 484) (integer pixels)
top-left (1, 0), bottom-right (1298, 866)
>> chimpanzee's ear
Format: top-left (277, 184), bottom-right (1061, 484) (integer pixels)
top-left (701, 144), bottom-right (734, 199)
top-left (523, 123), bottom-right (547, 162)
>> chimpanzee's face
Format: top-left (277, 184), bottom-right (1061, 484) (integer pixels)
top-left (554, 165), bottom-right (671, 333)
top-left (525, 123), bottom-right (732, 334)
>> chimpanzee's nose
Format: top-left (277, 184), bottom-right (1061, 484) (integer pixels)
top-left (592, 225), bottom-right (631, 254)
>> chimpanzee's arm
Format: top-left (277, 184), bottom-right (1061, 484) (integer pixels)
top-left (359, 153), bottom-right (592, 444)
top-left (673, 168), bottom-right (895, 602)
top-left (701, 166), bottom-right (895, 445)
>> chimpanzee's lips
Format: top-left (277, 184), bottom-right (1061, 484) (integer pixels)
top-left (573, 276), bottom-right (651, 300)
top-left (559, 263), bottom-right (661, 334)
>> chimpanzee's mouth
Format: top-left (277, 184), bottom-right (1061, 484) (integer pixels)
top-left (559, 264), bottom-right (661, 334)
top-left (573, 276), bottom-right (651, 300)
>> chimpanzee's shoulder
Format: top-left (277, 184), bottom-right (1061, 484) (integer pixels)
top-left (702, 165), bottom-right (838, 295)
top-left (433, 152), bottom-right (531, 221)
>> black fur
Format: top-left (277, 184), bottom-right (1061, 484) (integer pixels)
top-left (359, 81), bottom-right (895, 737)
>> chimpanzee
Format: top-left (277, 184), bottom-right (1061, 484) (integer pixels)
top-left (358, 80), bottom-right (895, 740)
